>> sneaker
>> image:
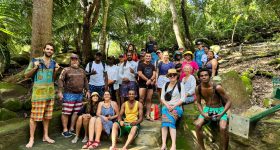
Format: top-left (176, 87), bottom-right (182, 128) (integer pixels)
top-left (82, 136), bottom-right (88, 143)
top-left (62, 131), bottom-right (72, 138)
top-left (71, 136), bottom-right (79, 143)
top-left (69, 130), bottom-right (76, 136)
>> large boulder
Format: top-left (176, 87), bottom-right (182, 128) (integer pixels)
top-left (0, 108), bottom-right (17, 121)
top-left (2, 98), bottom-right (22, 112)
top-left (221, 71), bottom-right (250, 107)
top-left (11, 51), bottom-right (30, 66)
top-left (53, 53), bottom-right (73, 66)
top-left (0, 82), bottom-right (28, 99)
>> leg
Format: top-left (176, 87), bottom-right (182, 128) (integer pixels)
top-left (161, 127), bottom-right (168, 150)
top-left (195, 118), bottom-right (206, 150)
top-left (75, 116), bottom-right (83, 137)
top-left (94, 117), bottom-right (103, 142)
top-left (61, 114), bottom-right (69, 132)
top-left (82, 117), bottom-right (90, 142)
top-left (42, 119), bottom-right (55, 143)
top-left (88, 117), bottom-right (96, 141)
top-left (26, 119), bottom-right (37, 148)
top-left (69, 112), bottom-right (78, 131)
top-left (169, 128), bottom-right (177, 150)
top-left (219, 120), bottom-right (229, 150)
top-left (111, 122), bottom-right (120, 148)
top-left (122, 126), bottom-right (138, 149)
top-left (138, 88), bottom-right (146, 104)
top-left (145, 89), bottom-right (153, 117)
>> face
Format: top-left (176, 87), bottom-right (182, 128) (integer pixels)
top-left (199, 71), bottom-right (210, 83)
top-left (145, 53), bottom-right (151, 62)
top-left (184, 54), bottom-right (192, 61)
top-left (43, 45), bottom-right (54, 57)
top-left (197, 44), bottom-right (203, 50)
top-left (168, 73), bottom-right (177, 81)
top-left (95, 54), bottom-right (102, 61)
top-left (119, 56), bottom-right (124, 63)
top-left (153, 45), bottom-right (158, 51)
top-left (184, 66), bottom-right (192, 75)
top-left (128, 45), bottom-right (133, 51)
top-left (103, 91), bottom-right (111, 100)
top-left (163, 53), bottom-right (169, 61)
top-left (91, 95), bottom-right (99, 102)
top-left (127, 52), bottom-right (132, 61)
top-left (70, 58), bottom-right (79, 67)
top-left (157, 52), bottom-right (162, 58)
top-left (204, 47), bottom-right (209, 53)
top-left (207, 51), bottom-right (214, 59)
top-left (128, 90), bottom-right (135, 101)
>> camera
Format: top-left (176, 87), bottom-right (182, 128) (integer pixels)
top-left (208, 111), bottom-right (218, 121)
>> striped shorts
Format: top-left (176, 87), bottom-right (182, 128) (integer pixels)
top-left (31, 99), bottom-right (54, 121)
top-left (62, 93), bottom-right (83, 115)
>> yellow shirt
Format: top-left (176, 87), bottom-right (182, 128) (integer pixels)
top-left (124, 101), bottom-right (139, 123)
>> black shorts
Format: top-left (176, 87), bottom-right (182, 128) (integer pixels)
top-left (138, 81), bottom-right (155, 90)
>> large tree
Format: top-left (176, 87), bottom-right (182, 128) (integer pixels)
top-left (99, 0), bottom-right (110, 55)
top-left (181, 0), bottom-right (193, 51)
top-left (31, 0), bottom-right (53, 58)
top-left (168, 0), bottom-right (185, 49)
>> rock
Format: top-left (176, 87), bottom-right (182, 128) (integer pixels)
top-left (2, 98), bottom-right (22, 112)
top-left (241, 75), bottom-right (253, 95)
top-left (0, 108), bottom-right (17, 121)
top-left (0, 82), bottom-right (28, 99)
top-left (53, 53), bottom-right (73, 66)
top-left (221, 71), bottom-right (250, 107)
top-left (11, 52), bottom-right (30, 66)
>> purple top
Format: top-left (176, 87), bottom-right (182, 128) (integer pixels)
top-left (158, 61), bottom-right (175, 75)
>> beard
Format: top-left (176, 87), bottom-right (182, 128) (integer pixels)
top-left (44, 52), bottom-right (52, 58)
top-left (71, 62), bottom-right (79, 68)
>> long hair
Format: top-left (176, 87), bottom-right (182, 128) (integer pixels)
top-left (85, 96), bottom-right (100, 114)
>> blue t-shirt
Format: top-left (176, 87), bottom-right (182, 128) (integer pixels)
top-left (158, 61), bottom-right (175, 75)
top-left (151, 52), bottom-right (159, 64)
top-left (194, 49), bottom-right (205, 68)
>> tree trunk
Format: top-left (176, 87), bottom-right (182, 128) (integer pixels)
top-left (169, 0), bottom-right (185, 49)
top-left (31, 0), bottom-right (53, 58)
top-left (74, 23), bottom-right (82, 55)
top-left (99, 0), bottom-right (110, 56)
top-left (181, 0), bottom-right (194, 51)
top-left (81, 0), bottom-right (100, 64)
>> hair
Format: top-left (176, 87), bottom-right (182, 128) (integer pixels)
top-left (162, 51), bottom-right (169, 56)
top-left (44, 43), bottom-right (55, 50)
top-left (85, 95), bottom-right (100, 115)
top-left (197, 68), bottom-right (212, 78)
top-left (145, 52), bottom-right (151, 56)
top-left (183, 64), bottom-right (193, 72)
top-left (103, 90), bottom-right (111, 100)
top-left (208, 50), bottom-right (215, 55)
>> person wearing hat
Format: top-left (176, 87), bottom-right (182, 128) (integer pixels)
top-left (201, 45), bottom-right (219, 66)
top-left (85, 52), bottom-right (108, 98)
top-left (160, 68), bottom-right (185, 150)
top-left (179, 51), bottom-right (199, 81)
top-left (194, 41), bottom-right (205, 69)
top-left (72, 92), bottom-right (100, 144)
top-left (58, 53), bottom-right (91, 138)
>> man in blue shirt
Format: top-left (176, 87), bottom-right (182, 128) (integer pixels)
top-left (194, 41), bottom-right (205, 69)
top-left (145, 36), bottom-right (158, 53)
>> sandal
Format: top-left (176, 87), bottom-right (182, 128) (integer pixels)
top-left (88, 141), bottom-right (101, 149)
top-left (82, 141), bottom-right (93, 149)
top-left (145, 114), bottom-right (153, 121)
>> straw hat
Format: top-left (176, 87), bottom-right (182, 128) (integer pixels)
top-left (166, 68), bottom-right (178, 77)
top-left (91, 92), bottom-right (100, 97)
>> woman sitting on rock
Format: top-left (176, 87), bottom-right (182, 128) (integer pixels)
top-left (204, 50), bottom-right (219, 77)
top-left (181, 65), bottom-right (196, 104)
top-left (82, 91), bottom-right (119, 149)
top-left (160, 69), bottom-right (185, 150)
top-left (72, 92), bottom-right (100, 144)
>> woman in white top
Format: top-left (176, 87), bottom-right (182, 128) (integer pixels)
top-left (160, 69), bottom-right (185, 150)
top-left (182, 64), bottom-right (196, 104)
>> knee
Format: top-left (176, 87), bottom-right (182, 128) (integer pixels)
top-left (130, 127), bottom-right (137, 134)
top-left (95, 117), bottom-right (102, 125)
top-left (112, 123), bottom-right (119, 130)
top-left (219, 124), bottom-right (227, 132)
top-left (195, 122), bottom-right (203, 130)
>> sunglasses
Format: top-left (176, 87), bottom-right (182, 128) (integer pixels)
top-left (168, 74), bottom-right (177, 78)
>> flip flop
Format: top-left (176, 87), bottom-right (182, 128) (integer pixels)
top-left (82, 141), bottom-right (93, 149)
top-left (88, 141), bottom-right (101, 149)
top-left (42, 138), bottom-right (55, 144)
top-left (145, 114), bottom-right (153, 121)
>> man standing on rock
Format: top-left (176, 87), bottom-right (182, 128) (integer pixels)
top-left (58, 53), bottom-right (90, 138)
top-left (24, 43), bottom-right (60, 148)
top-left (195, 68), bottom-right (231, 150)
top-left (110, 89), bottom-right (143, 150)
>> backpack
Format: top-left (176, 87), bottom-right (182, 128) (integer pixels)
top-left (164, 81), bottom-right (181, 94)
top-left (197, 83), bottom-right (225, 106)
top-left (86, 61), bottom-right (106, 80)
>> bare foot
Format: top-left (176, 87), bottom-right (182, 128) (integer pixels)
top-left (42, 136), bottom-right (55, 144)
top-left (26, 139), bottom-right (34, 148)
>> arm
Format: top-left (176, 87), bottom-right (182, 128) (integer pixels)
top-left (195, 86), bottom-right (207, 118)
top-left (187, 76), bottom-right (196, 96)
top-left (118, 103), bottom-right (125, 121)
top-left (57, 68), bottom-right (68, 100)
top-left (104, 71), bottom-right (108, 90)
top-left (24, 61), bottom-right (39, 79)
top-left (131, 102), bottom-right (143, 125)
top-left (172, 83), bottom-right (184, 107)
top-left (96, 102), bottom-right (103, 117)
top-left (83, 71), bottom-right (90, 98)
top-left (211, 59), bottom-right (218, 77)
top-left (216, 85), bottom-right (231, 116)
top-left (137, 70), bottom-right (149, 81)
top-left (160, 83), bottom-right (171, 109)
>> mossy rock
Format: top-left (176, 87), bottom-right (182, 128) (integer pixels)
top-left (221, 71), bottom-right (250, 107)
top-left (241, 75), bottom-right (253, 95)
top-left (53, 53), bottom-right (73, 66)
top-left (2, 98), bottom-right (23, 112)
top-left (22, 99), bottom-right (31, 110)
top-left (0, 108), bottom-right (17, 121)
top-left (0, 82), bottom-right (28, 99)
top-left (268, 58), bottom-right (280, 65)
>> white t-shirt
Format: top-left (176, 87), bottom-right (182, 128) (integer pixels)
top-left (119, 60), bottom-right (138, 82)
top-left (106, 65), bottom-right (119, 90)
top-left (85, 61), bottom-right (107, 86)
top-left (161, 82), bottom-right (185, 105)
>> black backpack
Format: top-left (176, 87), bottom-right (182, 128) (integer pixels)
top-left (164, 81), bottom-right (181, 94)
top-left (86, 61), bottom-right (106, 79)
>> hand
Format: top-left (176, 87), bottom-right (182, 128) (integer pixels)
top-left (123, 78), bottom-right (129, 82)
top-left (129, 68), bottom-right (134, 74)
top-left (185, 93), bottom-right (189, 97)
top-left (58, 92), bottom-right (63, 101)
top-left (169, 106), bottom-right (175, 112)
top-left (203, 113), bottom-right (211, 120)
top-left (33, 61), bottom-right (40, 69)
top-left (103, 116), bottom-right (109, 122)
top-left (91, 70), bottom-right (97, 75)
top-left (120, 121), bottom-right (124, 126)
top-left (213, 114), bottom-right (222, 120)
top-left (130, 122), bottom-right (137, 126)
top-left (151, 80), bottom-right (155, 85)
top-left (146, 79), bottom-right (151, 85)
top-left (55, 63), bottom-right (60, 71)
top-left (86, 91), bottom-right (90, 99)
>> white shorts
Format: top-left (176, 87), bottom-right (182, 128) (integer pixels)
top-left (157, 75), bottom-right (170, 89)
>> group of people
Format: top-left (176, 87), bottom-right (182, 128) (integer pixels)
top-left (24, 39), bottom-right (231, 150)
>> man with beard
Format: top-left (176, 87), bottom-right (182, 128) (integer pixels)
top-left (58, 54), bottom-right (90, 138)
top-left (119, 52), bottom-right (138, 106)
top-left (24, 43), bottom-right (60, 148)
top-left (110, 90), bottom-right (143, 150)
top-left (137, 53), bottom-right (156, 121)
top-left (195, 68), bottom-right (231, 150)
